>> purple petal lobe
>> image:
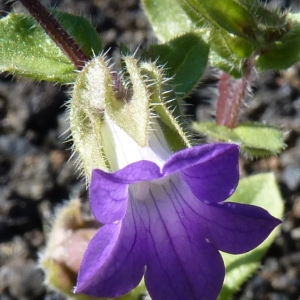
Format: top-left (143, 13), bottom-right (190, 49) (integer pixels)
top-left (75, 203), bottom-right (146, 297)
top-left (155, 175), bottom-right (281, 255)
top-left (132, 177), bottom-right (225, 300)
top-left (90, 161), bottom-right (161, 223)
top-left (163, 143), bottom-right (239, 203)
top-left (197, 201), bottom-right (281, 254)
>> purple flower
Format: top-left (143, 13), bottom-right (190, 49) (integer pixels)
top-left (75, 141), bottom-right (280, 300)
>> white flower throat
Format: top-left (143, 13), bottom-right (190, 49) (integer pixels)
top-left (102, 117), bottom-right (172, 171)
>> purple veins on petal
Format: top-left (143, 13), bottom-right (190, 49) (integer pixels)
top-left (76, 143), bottom-right (281, 300)
top-left (196, 201), bottom-right (282, 254)
top-left (164, 143), bottom-right (239, 203)
top-left (89, 160), bottom-right (161, 224)
top-left (75, 201), bottom-right (146, 297)
top-left (135, 177), bottom-right (225, 300)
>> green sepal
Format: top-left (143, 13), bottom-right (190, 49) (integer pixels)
top-left (193, 122), bottom-right (285, 158)
top-left (70, 56), bottom-right (112, 179)
top-left (139, 61), bottom-right (191, 150)
top-left (107, 56), bottom-right (150, 147)
top-left (70, 54), bottom-right (191, 178)
top-left (219, 173), bottom-right (284, 299)
top-left (0, 13), bottom-right (75, 83)
top-left (51, 10), bottom-right (102, 58)
top-left (142, 32), bottom-right (209, 96)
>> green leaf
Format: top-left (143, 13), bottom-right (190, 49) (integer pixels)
top-left (52, 10), bottom-right (102, 58)
top-left (256, 14), bottom-right (300, 71)
top-left (141, 0), bottom-right (195, 42)
top-left (193, 121), bottom-right (241, 142)
top-left (209, 50), bottom-right (243, 78)
top-left (140, 0), bottom-right (246, 78)
top-left (142, 32), bottom-right (209, 96)
top-left (233, 123), bottom-right (285, 157)
top-left (0, 13), bottom-right (76, 83)
top-left (182, 0), bottom-right (258, 40)
top-left (142, 0), bottom-right (290, 75)
top-left (208, 30), bottom-right (254, 78)
top-left (210, 30), bottom-right (255, 60)
top-left (218, 173), bottom-right (284, 299)
top-left (180, 0), bottom-right (288, 46)
top-left (192, 122), bottom-right (285, 158)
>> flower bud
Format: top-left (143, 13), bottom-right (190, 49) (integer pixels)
top-left (40, 199), bottom-right (99, 299)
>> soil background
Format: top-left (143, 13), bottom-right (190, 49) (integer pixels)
top-left (1, 0), bottom-right (300, 299)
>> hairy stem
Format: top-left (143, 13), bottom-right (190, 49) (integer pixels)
top-left (216, 57), bottom-right (254, 128)
top-left (19, 0), bottom-right (89, 70)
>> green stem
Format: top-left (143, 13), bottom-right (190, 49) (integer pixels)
top-left (19, 0), bottom-right (89, 70)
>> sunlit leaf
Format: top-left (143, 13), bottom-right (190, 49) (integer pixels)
top-left (142, 32), bottom-right (209, 96)
top-left (0, 11), bottom-right (102, 83)
top-left (141, 0), bottom-right (196, 42)
top-left (0, 13), bottom-right (75, 82)
top-left (193, 122), bottom-right (285, 158)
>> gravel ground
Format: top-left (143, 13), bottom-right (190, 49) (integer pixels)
top-left (1, 0), bottom-right (300, 299)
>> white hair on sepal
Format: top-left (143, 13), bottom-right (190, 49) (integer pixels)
top-left (138, 59), bottom-right (192, 148)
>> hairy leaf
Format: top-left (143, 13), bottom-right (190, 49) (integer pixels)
top-left (141, 0), bottom-right (195, 42)
top-left (193, 122), bottom-right (285, 158)
top-left (0, 13), bottom-right (75, 82)
top-left (142, 32), bottom-right (209, 96)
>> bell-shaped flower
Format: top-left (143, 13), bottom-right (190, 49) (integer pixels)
top-left (75, 120), bottom-right (281, 300)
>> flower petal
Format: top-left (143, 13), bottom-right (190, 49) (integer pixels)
top-left (163, 143), bottom-right (239, 203)
top-left (196, 201), bottom-right (281, 254)
top-left (75, 203), bottom-right (146, 297)
top-left (145, 236), bottom-right (224, 300)
top-left (132, 177), bottom-right (225, 300)
top-left (90, 161), bottom-right (161, 223)
top-left (165, 176), bottom-right (280, 254)
top-left (90, 170), bottom-right (128, 223)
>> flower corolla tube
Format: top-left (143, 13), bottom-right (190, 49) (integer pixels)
top-left (75, 120), bottom-right (281, 300)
